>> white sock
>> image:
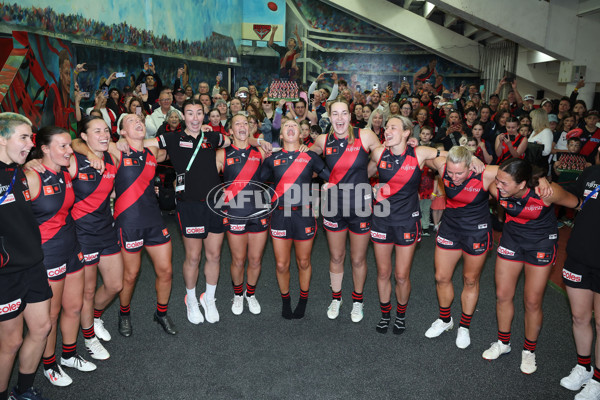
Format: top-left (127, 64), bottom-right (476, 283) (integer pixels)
top-left (206, 284), bottom-right (217, 301)
top-left (186, 287), bottom-right (197, 303)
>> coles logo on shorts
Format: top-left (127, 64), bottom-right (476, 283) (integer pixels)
top-left (47, 263), bottom-right (67, 278)
top-left (83, 252), bottom-right (99, 263)
top-left (323, 219), bottom-right (338, 229)
top-left (230, 224), bottom-right (246, 232)
top-left (0, 299), bottom-right (21, 316)
top-left (437, 236), bottom-right (453, 246)
top-left (497, 246), bottom-right (515, 257)
top-left (162, 229), bottom-right (169, 237)
top-left (271, 229), bottom-right (286, 237)
top-left (125, 239), bottom-right (144, 250)
top-left (371, 231), bottom-right (386, 240)
top-left (563, 268), bottom-right (582, 283)
top-left (186, 226), bottom-right (205, 235)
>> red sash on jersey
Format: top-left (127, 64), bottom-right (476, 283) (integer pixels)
top-left (38, 173), bottom-right (74, 244)
top-left (328, 135), bottom-right (363, 185)
top-left (72, 162), bottom-right (117, 220)
top-left (376, 152), bottom-right (418, 202)
top-left (113, 152), bottom-right (155, 219)
top-left (272, 152), bottom-right (311, 202)
top-left (224, 150), bottom-right (261, 203)
top-left (581, 128), bottom-right (600, 157)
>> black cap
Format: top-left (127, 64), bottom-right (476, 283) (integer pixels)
top-left (174, 87), bottom-right (185, 95)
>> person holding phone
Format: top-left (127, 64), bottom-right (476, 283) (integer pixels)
top-left (135, 59), bottom-right (163, 107)
top-left (86, 90), bottom-right (118, 141)
top-left (434, 110), bottom-right (466, 150)
top-left (495, 117), bottom-right (528, 164)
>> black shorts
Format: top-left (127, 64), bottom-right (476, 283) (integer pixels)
top-left (436, 222), bottom-right (492, 256)
top-left (176, 200), bottom-right (226, 239)
top-left (0, 263), bottom-right (52, 322)
top-left (79, 230), bottom-right (121, 266)
top-left (497, 232), bottom-right (557, 267)
top-left (563, 256), bottom-right (600, 293)
top-left (322, 209), bottom-right (371, 235)
top-left (270, 206), bottom-right (316, 241)
top-left (227, 216), bottom-right (269, 235)
top-left (118, 225), bottom-right (171, 253)
top-left (370, 217), bottom-right (421, 246)
top-left (44, 246), bottom-right (84, 282)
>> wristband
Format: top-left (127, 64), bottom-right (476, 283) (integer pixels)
top-left (257, 138), bottom-right (262, 145)
top-left (436, 149), bottom-right (440, 157)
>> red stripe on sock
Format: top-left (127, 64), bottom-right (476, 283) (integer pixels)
top-left (157, 303), bottom-right (168, 312)
top-left (120, 304), bottom-right (130, 314)
top-left (300, 290), bottom-right (309, 299)
top-left (351, 291), bottom-right (363, 302)
top-left (94, 308), bottom-right (104, 319)
top-left (42, 355), bottom-right (56, 366)
top-left (380, 302), bottom-right (392, 313)
top-left (498, 331), bottom-right (511, 344)
top-left (81, 325), bottom-right (95, 339)
top-left (332, 291), bottom-right (342, 300)
top-left (459, 312), bottom-right (472, 328)
top-left (578, 355), bottom-right (592, 367)
top-left (523, 338), bottom-right (537, 352)
top-left (439, 306), bottom-right (451, 319)
top-left (281, 292), bottom-right (290, 299)
top-left (246, 283), bottom-right (256, 296)
top-left (593, 367), bottom-right (600, 382)
top-left (233, 283), bottom-right (243, 296)
top-left (397, 303), bottom-right (407, 314)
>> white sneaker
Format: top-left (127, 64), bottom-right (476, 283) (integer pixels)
top-left (482, 340), bottom-right (511, 360)
top-left (185, 294), bottom-right (204, 324)
top-left (84, 337), bottom-right (110, 360)
top-left (43, 365), bottom-right (72, 387)
top-left (60, 353), bottom-right (97, 372)
top-left (576, 379), bottom-right (600, 400)
top-left (425, 318), bottom-right (454, 338)
top-left (350, 302), bottom-right (363, 323)
top-left (244, 291), bottom-right (261, 315)
top-left (327, 299), bottom-right (342, 320)
top-left (231, 295), bottom-right (244, 315)
top-left (456, 327), bottom-right (471, 349)
top-left (200, 292), bottom-right (219, 323)
top-left (561, 365), bottom-right (593, 391)
top-left (94, 318), bottom-right (111, 342)
top-left (520, 350), bottom-right (537, 374)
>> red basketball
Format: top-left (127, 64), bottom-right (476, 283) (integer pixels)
top-left (268, 2), bottom-right (278, 11)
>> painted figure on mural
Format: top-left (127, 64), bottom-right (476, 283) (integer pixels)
top-left (41, 49), bottom-right (74, 132)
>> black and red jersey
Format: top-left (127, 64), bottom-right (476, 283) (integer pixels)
top-left (31, 167), bottom-right (77, 265)
top-left (497, 134), bottom-right (525, 164)
top-left (71, 152), bottom-right (117, 238)
top-left (443, 167), bottom-right (490, 231)
top-left (324, 128), bottom-right (370, 210)
top-left (374, 145), bottom-right (421, 225)
top-left (113, 147), bottom-right (162, 228)
top-left (0, 162), bottom-right (43, 274)
top-left (499, 188), bottom-right (556, 240)
top-left (222, 145), bottom-right (263, 218)
top-left (157, 130), bottom-right (225, 201)
top-left (260, 150), bottom-right (329, 208)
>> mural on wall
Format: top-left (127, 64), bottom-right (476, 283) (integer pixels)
top-left (0, 0), bottom-right (241, 61)
top-left (73, 45), bottom-right (233, 103)
top-left (0, 31), bottom-right (76, 133)
top-left (242, 0), bottom-right (286, 47)
top-left (294, 0), bottom-right (387, 35)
